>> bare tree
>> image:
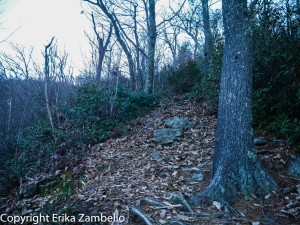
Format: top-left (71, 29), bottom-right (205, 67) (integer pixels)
top-left (163, 25), bottom-right (180, 68)
top-left (84, 0), bottom-right (137, 90)
top-left (89, 12), bottom-right (113, 81)
top-left (44, 37), bottom-right (56, 132)
top-left (172, 1), bottom-right (202, 57)
top-left (144, 0), bottom-right (157, 93)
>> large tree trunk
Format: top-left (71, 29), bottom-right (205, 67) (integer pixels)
top-left (202, 0), bottom-right (213, 76)
top-left (145, 0), bottom-right (157, 93)
top-left (191, 0), bottom-right (276, 205)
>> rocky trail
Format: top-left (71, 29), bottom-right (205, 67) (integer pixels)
top-left (1, 95), bottom-right (299, 224)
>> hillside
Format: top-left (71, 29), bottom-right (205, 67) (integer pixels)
top-left (1, 94), bottom-right (299, 224)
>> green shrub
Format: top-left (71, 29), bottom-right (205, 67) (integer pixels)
top-left (167, 60), bottom-right (201, 93)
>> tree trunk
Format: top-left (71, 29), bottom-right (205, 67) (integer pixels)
top-left (191, 0), bottom-right (276, 205)
top-left (96, 48), bottom-right (104, 81)
top-left (145, 0), bottom-right (157, 93)
top-left (296, 0), bottom-right (300, 38)
top-left (202, 0), bottom-right (213, 76)
top-left (85, 0), bottom-right (136, 90)
top-left (133, 4), bottom-right (143, 91)
top-left (44, 37), bottom-right (55, 132)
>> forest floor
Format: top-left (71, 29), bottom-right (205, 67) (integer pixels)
top-left (1, 94), bottom-right (300, 224)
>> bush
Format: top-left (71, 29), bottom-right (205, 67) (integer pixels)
top-left (0, 83), bottom-right (158, 197)
top-left (167, 60), bottom-right (201, 93)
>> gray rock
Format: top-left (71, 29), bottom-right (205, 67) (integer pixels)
top-left (254, 137), bottom-right (268, 146)
top-left (159, 172), bottom-right (170, 178)
top-left (154, 128), bottom-right (182, 145)
top-left (149, 151), bottom-right (165, 162)
top-left (165, 117), bottom-right (193, 130)
top-left (184, 173), bottom-right (204, 184)
top-left (288, 155), bottom-right (300, 178)
top-left (182, 167), bottom-right (203, 174)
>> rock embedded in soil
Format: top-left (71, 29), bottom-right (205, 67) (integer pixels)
top-left (184, 173), bottom-right (204, 184)
top-left (153, 128), bottom-right (182, 145)
top-left (165, 117), bottom-right (193, 130)
top-left (288, 155), bottom-right (300, 178)
top-left (149, 151), bottom-right (165, 163)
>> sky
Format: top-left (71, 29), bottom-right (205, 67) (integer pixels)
top-left (0, 0), bottom-right (91, 74)
top-left (0, 0), bottom-right (222, 76)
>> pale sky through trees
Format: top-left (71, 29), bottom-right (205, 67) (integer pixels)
top-left (0, 0), bottom-right (90, 74)
top-left (0, 0), bottom-right (221, 75)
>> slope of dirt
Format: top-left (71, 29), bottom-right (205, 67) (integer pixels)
top-left (1, 94), bottom-right (299, 224)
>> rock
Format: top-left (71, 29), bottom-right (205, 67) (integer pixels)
top-left (254, 137), bottom-right (268, 146)
top-left (184, 173), bottom-right (204, 184)
top-left (165, 117), bottom-right (193, 130)
top-left (149, 151), bottom-right (165, 162)
top-left (182, 167), bottom-right (203, 174)
top-left (154, 128), bottom-right (182, 145)
top-left (159, 172), bottom-right (170, 178)
top-left (288, 155), bottom-right (300, 178)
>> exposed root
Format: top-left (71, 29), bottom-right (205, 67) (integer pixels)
top-left (130, 207), bottom-right (153, 225)
top-left (189, 160), bottom-right (277, 208)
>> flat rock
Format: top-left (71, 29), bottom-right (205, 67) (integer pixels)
top-left (153, 128), bottom-right (182, 145)
top-left (149, 151), bottom-right (165, 162)
top-left (182, 167), bottom-right (203, 174)
top-left (165, 117), bottom-right (193, 129)
top-left (288, 155), bottom-right (300, 178)
top-left (184, 173), bottom-right (204, 184)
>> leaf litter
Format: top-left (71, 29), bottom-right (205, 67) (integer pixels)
top-left (1, 94), bottom-right (299, 224)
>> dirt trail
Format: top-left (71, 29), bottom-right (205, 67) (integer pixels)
top-left (2, 94), bottom-right (299, 224)
top-left (77, 94), bottom-right (299, 224)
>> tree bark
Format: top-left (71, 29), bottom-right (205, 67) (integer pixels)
top-left (191, 0), bottom-right (276, 205)
top-left (202, 0), bottom-right (213, 76)
top-left (296, 0), bottom-right (300, 38)
top-left (145, 0), bottom-right (157, 93)
top-left (91, 13), bottom-right (113, 82)
top-left (44, 37), bottom-right (55, 132)
top-left (133, 4), bottom-right (143, 91)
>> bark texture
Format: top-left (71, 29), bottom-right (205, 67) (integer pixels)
top-left (202, 0), bottom-right (213, 76)
top-left (191, 0), bottom-right (276, 205)
top-left (145, 0), bottom-right (157, 93)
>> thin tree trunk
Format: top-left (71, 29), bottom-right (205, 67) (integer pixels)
top-left (84, 0), bottom-right (136, 90)
top-left (44, 37), bottom-right (55, 132)
top-left (134, 4), bottom-right (143, 91)
top-left (202, 0), bottom-right (213, 76)
top-left (191, 0), bottom-right (276, 205)
top-left (146, 0), bottom-right (157, 93)
top-left (297, 0), bottom-right (300, 38)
